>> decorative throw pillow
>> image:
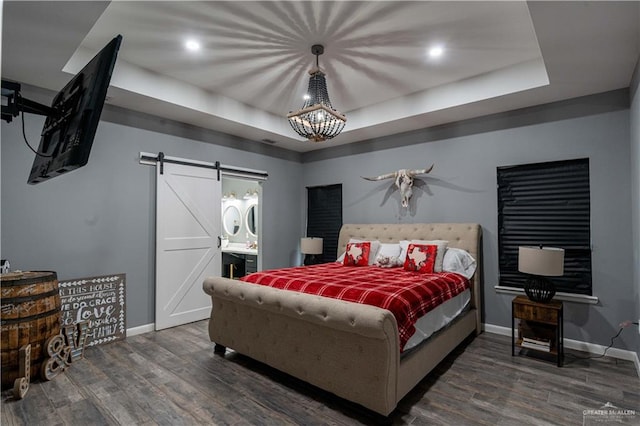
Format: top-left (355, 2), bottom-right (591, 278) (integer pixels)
top-left (375, 255), bottom-right (402, 268)
top-left (343, 242), bottom-right (371, 266)
top-left (411, 239), bottom-right (448, 272)
top-left (337, 239), bottom-right (381, 265)
top-left (403, 244), bottom-right (437, 273)
top-left (374, 243), bottom-right (402, 268)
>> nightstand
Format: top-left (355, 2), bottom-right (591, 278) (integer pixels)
top-left (512, 295), bottom-right (564, 366)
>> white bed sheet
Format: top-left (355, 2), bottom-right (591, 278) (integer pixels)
top-left (402, 288), bottom-right (471, 351)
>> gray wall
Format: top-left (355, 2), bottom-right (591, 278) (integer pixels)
top-left (1, 93), bottom-right (304, 329)
top-left (631, 58), bottom-right (640, 359)
top-left (303, 92), bottom-right (637, 352)
top-left (2, 84), bottom-right (637, 353)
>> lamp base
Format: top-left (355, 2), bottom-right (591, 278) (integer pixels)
top-left (524, 275), bottom-right (556, 303)
top-left (303, 254), bottom-right (321, 266)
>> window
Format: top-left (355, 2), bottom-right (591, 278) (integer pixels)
top-left (307, 184), bottom-right (342, 263)
top-left (497, 158), bottom-right (592, 295)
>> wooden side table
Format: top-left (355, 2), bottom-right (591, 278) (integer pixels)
top-left (512, 295), bottom-right (564, 366)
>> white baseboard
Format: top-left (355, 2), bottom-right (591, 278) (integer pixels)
top-left (127, 323), bottom-right (154, 337)
top-left (483, 323), bottom-right (640, 378)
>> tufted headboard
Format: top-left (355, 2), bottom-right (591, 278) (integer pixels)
top-left (338, 223), bottom-right (483, 327)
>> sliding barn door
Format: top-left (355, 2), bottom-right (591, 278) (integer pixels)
top-left (155, 162), bottom-right (221, 330)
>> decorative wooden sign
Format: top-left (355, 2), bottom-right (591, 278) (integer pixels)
top-left (41, 334), bottom-right (70, 380)
top-left (41, 321), bottom-right (89, 381)
top-left (58, 274), bottom-right (126, 347)
top-left (13, 344), bottom-right (30, 399)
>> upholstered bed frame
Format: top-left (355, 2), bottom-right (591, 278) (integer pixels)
top-left (203, 223), bottom-right (482, 416)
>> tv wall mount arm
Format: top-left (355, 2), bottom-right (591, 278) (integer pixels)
top-left (1, 80), bottom-right (58, 123)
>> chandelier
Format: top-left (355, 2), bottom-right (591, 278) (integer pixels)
top-left (287, 44), bottom-right (346, 142)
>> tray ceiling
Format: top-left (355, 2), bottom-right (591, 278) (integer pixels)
top-left (2, 1), bottom-right (638, 152)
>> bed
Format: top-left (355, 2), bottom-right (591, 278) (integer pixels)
top-left (202, 223), bottom-right (482, 416)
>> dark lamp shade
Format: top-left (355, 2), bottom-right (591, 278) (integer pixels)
top-left (301, 237), bottom-right (323, 255)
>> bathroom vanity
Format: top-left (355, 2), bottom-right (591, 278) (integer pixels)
top-left (221, 245), bottom-right (257, 279)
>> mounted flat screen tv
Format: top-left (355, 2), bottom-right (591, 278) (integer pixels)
top-left (27, 35), bottom-right (122, 184)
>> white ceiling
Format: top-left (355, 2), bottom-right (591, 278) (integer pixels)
top-left (2, 1), bottom-right (639, 153)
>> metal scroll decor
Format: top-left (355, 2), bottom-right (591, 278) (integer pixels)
top-left (58, 274), bottom-right (126, 347)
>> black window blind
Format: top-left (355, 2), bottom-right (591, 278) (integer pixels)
top-left (497, 158), bottom-right (592, 295)
top-left (307, 184), bottom-right (342, 263)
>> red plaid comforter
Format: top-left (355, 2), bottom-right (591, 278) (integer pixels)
top-left (241, 263), bottom-right (470, 351)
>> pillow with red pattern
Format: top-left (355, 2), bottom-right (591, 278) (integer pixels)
top-left (411, 239), bottom-right (448, 272)
top-left (403, 244), bottom-right (437, 273)
top-left (336, 239), bottom-right (381, 265)
top-left (343, 242), bottom-right (372, 266)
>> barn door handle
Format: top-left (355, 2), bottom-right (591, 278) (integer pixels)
top-left (217, 236), bottom-right (221, 248)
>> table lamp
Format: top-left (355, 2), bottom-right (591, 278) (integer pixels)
top-left (301, 237), bottom-right (323, 266)
top-left (518, 246), bottom-right (565, 303)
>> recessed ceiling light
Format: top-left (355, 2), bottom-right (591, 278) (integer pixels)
top-left (185, 39), bottom-right (201, 52)
top-left (428, 45), bottom-right (444, 58)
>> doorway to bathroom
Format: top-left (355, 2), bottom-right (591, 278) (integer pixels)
top-left (221, 176), bottom-right (262, 280)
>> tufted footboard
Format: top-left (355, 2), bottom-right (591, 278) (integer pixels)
top-left (203, 276), bottom-right (401, 415)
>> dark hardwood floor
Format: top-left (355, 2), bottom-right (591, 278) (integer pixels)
top-left (2, 320), bottom-right (638, 425)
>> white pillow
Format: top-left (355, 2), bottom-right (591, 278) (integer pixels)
top-left (374, 243), bottom-right (402, 267)
top-left (442, 247), bottom-right (477, 279)
top-left (411, 240), bottom-right (448, 272)
top-left (377, 243), bottom-right (401, 258)
top-left (336, 239), bottom-right (381, 265)
top-left (398, 240), bottom-right (411, 265)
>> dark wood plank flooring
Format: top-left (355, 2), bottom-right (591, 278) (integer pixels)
top-left (2, 320), bottom-right (638, 425)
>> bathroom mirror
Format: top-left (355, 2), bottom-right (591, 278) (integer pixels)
top-left (246, 204), bottom-right (257, 237)
top-left (223, 205), bottom-right (242, 236)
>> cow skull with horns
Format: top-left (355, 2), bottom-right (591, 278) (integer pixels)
top-left (362, 165), bottom-right (434, 208)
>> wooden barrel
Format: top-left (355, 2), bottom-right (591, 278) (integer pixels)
top-left (1, 271), bottom-right (61, 389)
